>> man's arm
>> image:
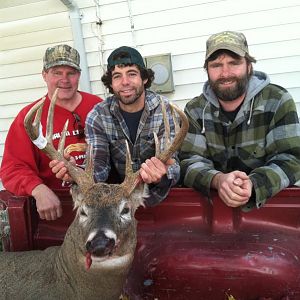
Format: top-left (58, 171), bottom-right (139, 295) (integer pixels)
top-left (85, 107), bottom-right (111, 182)
top-left (140, 157), bottom-right (180, 206)
top-left (141, 98), bottom-right (182, 206)
top-left (211, 171), bottom-right (252, 207)
top-left (179, 100), bottom-right (220, 196)
top-left (248, 92), bottom-right (300, 208)
top-left (0, 110), bottom-right (62, 220)
top-left (32, 184), bottom-right (62, 220)
top-left (0, 112), bottom-right (45, 195)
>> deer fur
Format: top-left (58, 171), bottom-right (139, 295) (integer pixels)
top-left (0, 88), bottom-right (188, 299)
top-left (0, 184), bottom-right (145, 300)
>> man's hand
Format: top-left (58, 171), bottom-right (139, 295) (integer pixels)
top-left (140, 157), bottom-right (174, 184)
top-left (212, 171), bottom-right (252, 207)
top-left (49, 154), bottom-right (75, 182)
top-left (31, 184), bottom-right (62, 220)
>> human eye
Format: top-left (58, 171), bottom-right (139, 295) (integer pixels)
top-left (52, 70), bottom-right (62, 77)
top-left (128, 71), bottom-right (137, 77)
top-left (231, 60), bottom-right (241, 66)
top-left (209, 62), bottom-right (221, 69)
top-left (68, 71), bottom-right (77, 77)
top-left (230, 58), bottom-right (244, 66)
top-left (112, 73), bottom-right (121, 80)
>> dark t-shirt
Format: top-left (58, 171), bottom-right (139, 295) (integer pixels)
top-left (220, 101), bottom-right (243, 122)
top-left (120, 108), bottom-right (143, 143)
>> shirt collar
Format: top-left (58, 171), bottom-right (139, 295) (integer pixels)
top-left (109, 90), bottom-right (161, 115)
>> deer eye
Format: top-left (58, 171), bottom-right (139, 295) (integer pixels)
top-left (80, 208), bottom-right (87, 217)
top-left (121, 207), bottom-right (130, 215)
top-left (119, 200), bottom-right (131, 222)
top-left (78, 206), bottom-right (89, 224)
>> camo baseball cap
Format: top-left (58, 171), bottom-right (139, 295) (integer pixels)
top-left (43, 44), bottom-right (81, 71)
top-left (107, 46), bottom-right (145, 69)
top-left (205, 31), bottom-right (250, 60)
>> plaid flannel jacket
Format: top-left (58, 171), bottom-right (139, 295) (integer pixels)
top-left (85, 90), bottom-right (180, 206)
top-left (180, 73), bottom-right (300, 211)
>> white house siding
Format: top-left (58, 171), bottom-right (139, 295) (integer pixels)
top-left (93, 0), bottom-right (300, 107)
top-left (0, 0), bottom-right (300, 188)
top-left (0, 0), bottom-right (74, 188)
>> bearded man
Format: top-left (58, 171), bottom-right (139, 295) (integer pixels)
top-left (179, 31), bottom-right (300, 211)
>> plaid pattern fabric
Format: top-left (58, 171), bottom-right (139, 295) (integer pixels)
top-left (85, 90), bottom-right (180, 205)
top-left (180, 77), bottom-right (300, 211)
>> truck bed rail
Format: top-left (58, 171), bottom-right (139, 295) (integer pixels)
top-left (1, 187), bottom-right (300, 299)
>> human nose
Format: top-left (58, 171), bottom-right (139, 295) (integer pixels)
top-left (59, 73), bottom-right (69, 81)
top-left (220, 64), bottom-right (231, 77)
top-left (120, 75), bottom-right (130, 85)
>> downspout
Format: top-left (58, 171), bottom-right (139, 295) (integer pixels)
top-left (126, 0), bottom-right (136, 47)
top-left (60, 0), bottom-right (92, 93)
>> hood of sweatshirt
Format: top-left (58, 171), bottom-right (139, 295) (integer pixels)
top-left (202, 70), bottom-right (270, 108)
top-left (199, 71), bottom-right (270, 133)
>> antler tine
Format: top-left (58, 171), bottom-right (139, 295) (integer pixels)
top-left (124, 140), bottom-right (133, 176)
top-left (46, 88), bottom-right (58, 142)
top-left (153, 98), bottom-right (181, 158)
top-left (24, 96), bottom-right (45, 144)
top-left (84, 143), bottom-right (95, 180)
top-left (24, 97), bottom-right (59, 159)
top-left (24, 89), bottom-right (94, 191)
top-left (58, 119), bottom-right (69, 155)
top-left (121, 141), bottom-right (141, 197)
top-left (153, 132), bottom-right (160, 156)
top-left (157, 98), bottom-right (189, 163)
top-left (160, 99), bottom-right (171, 148)
top-left (122, 98), bottom-right (189, 197)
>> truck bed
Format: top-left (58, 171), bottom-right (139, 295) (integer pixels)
top-left (1, 187), bottom-right (300, 299)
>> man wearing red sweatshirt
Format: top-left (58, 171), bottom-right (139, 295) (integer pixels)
top-left (0, 44), bottom-right (101, 221)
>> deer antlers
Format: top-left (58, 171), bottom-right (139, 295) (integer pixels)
top-left (24, 90), bottom-right (189, 198)
top-left (24, 88), bottom-right (94, 192)
top-left (121, 96), bottom-right (189, 196)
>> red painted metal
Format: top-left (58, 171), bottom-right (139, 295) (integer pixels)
top-left (1, 188), bottom-right (300, 299)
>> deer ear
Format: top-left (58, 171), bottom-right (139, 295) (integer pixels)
top-left (130, 184), bottom-right (146, 210)
top-left (141, 184), bottom-right (150, 199)
top-left (71, 185), bottom-right (85, 209)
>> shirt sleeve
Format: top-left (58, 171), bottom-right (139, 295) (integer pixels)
top-left (85, 108), bottom-right (111, 182)
top-left (247, 94), bottom-right (300, 210)
top-left (0, 112), bottom-right (44, 195)
top-left (144, 160), bottom-right (180, 206)
top-left (179, 102), bottom-right (219, 196)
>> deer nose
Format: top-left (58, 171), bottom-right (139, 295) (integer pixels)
top-left (85, 231), bottom-right (116, 257)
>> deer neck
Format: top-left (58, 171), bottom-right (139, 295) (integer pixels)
top-left (54, 217), bottom-right (135, 299)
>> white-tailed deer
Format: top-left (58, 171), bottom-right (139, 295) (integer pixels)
top-left (0, 89), bottom-right (188, 299)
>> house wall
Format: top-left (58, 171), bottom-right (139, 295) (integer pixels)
top-left (0, 0), bottom-right (74, 187)
top-left (1, 0), bottom-right (300, 189)
top-left (91, 0), bottom-right (300, 107)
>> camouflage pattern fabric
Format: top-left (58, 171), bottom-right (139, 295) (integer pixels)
top-left (43, 44), bottom-right (81, 71)
top-left (205, 30), bottom-right (250, 59)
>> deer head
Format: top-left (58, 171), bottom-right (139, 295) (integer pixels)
top-left (24, 88), bottom-right (188, 271)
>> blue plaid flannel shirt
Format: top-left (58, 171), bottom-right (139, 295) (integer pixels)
top-left (85, 90), bottom-right (180, 206)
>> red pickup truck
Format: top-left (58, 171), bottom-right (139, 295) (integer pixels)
top-left (1, 187), bottom-right (300, 300)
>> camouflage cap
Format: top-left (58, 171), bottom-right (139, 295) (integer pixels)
top-left (107, 46), bottom-right (145, 69)
top-left (43, 44), bottom-right (81, 71)
top-left (205, 31), bottom-right (250, 60)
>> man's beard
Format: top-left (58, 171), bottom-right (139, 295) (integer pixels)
top-left (114, 86), bottom-right (144, 106)
top-left (209, 73), bottom-right (250, 102)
